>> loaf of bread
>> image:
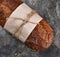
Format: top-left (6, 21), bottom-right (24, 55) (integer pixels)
top-left (0, 0), bottom-right (54, 51)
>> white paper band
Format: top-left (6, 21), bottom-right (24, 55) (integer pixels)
top-left (4, 3), bottom-right (43, 42)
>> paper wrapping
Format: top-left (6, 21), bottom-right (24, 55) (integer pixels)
top-left (4, 3), bottom-right (43, 42)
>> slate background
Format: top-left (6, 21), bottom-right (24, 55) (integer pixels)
top-left (0, 0), bottom-right (60, 57)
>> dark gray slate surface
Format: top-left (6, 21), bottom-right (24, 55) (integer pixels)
top-left (0, 0), bottom-right (60, 57)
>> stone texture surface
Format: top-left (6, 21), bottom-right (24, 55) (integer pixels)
top-left (0, 0), bottom-right (60, 57)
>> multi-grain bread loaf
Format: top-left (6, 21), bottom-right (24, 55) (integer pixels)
top-left (0, 0), bottom-right (54, 51)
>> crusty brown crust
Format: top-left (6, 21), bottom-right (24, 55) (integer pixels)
top-left (25, 19), bottom-right (54, 51)
top-left (0, 0), bottom-right (54, 51)
top-left (0, 0), bottom-right (22, 27)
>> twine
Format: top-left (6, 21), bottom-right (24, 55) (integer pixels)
top-left (6, 10), bottom-right (39, 39)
